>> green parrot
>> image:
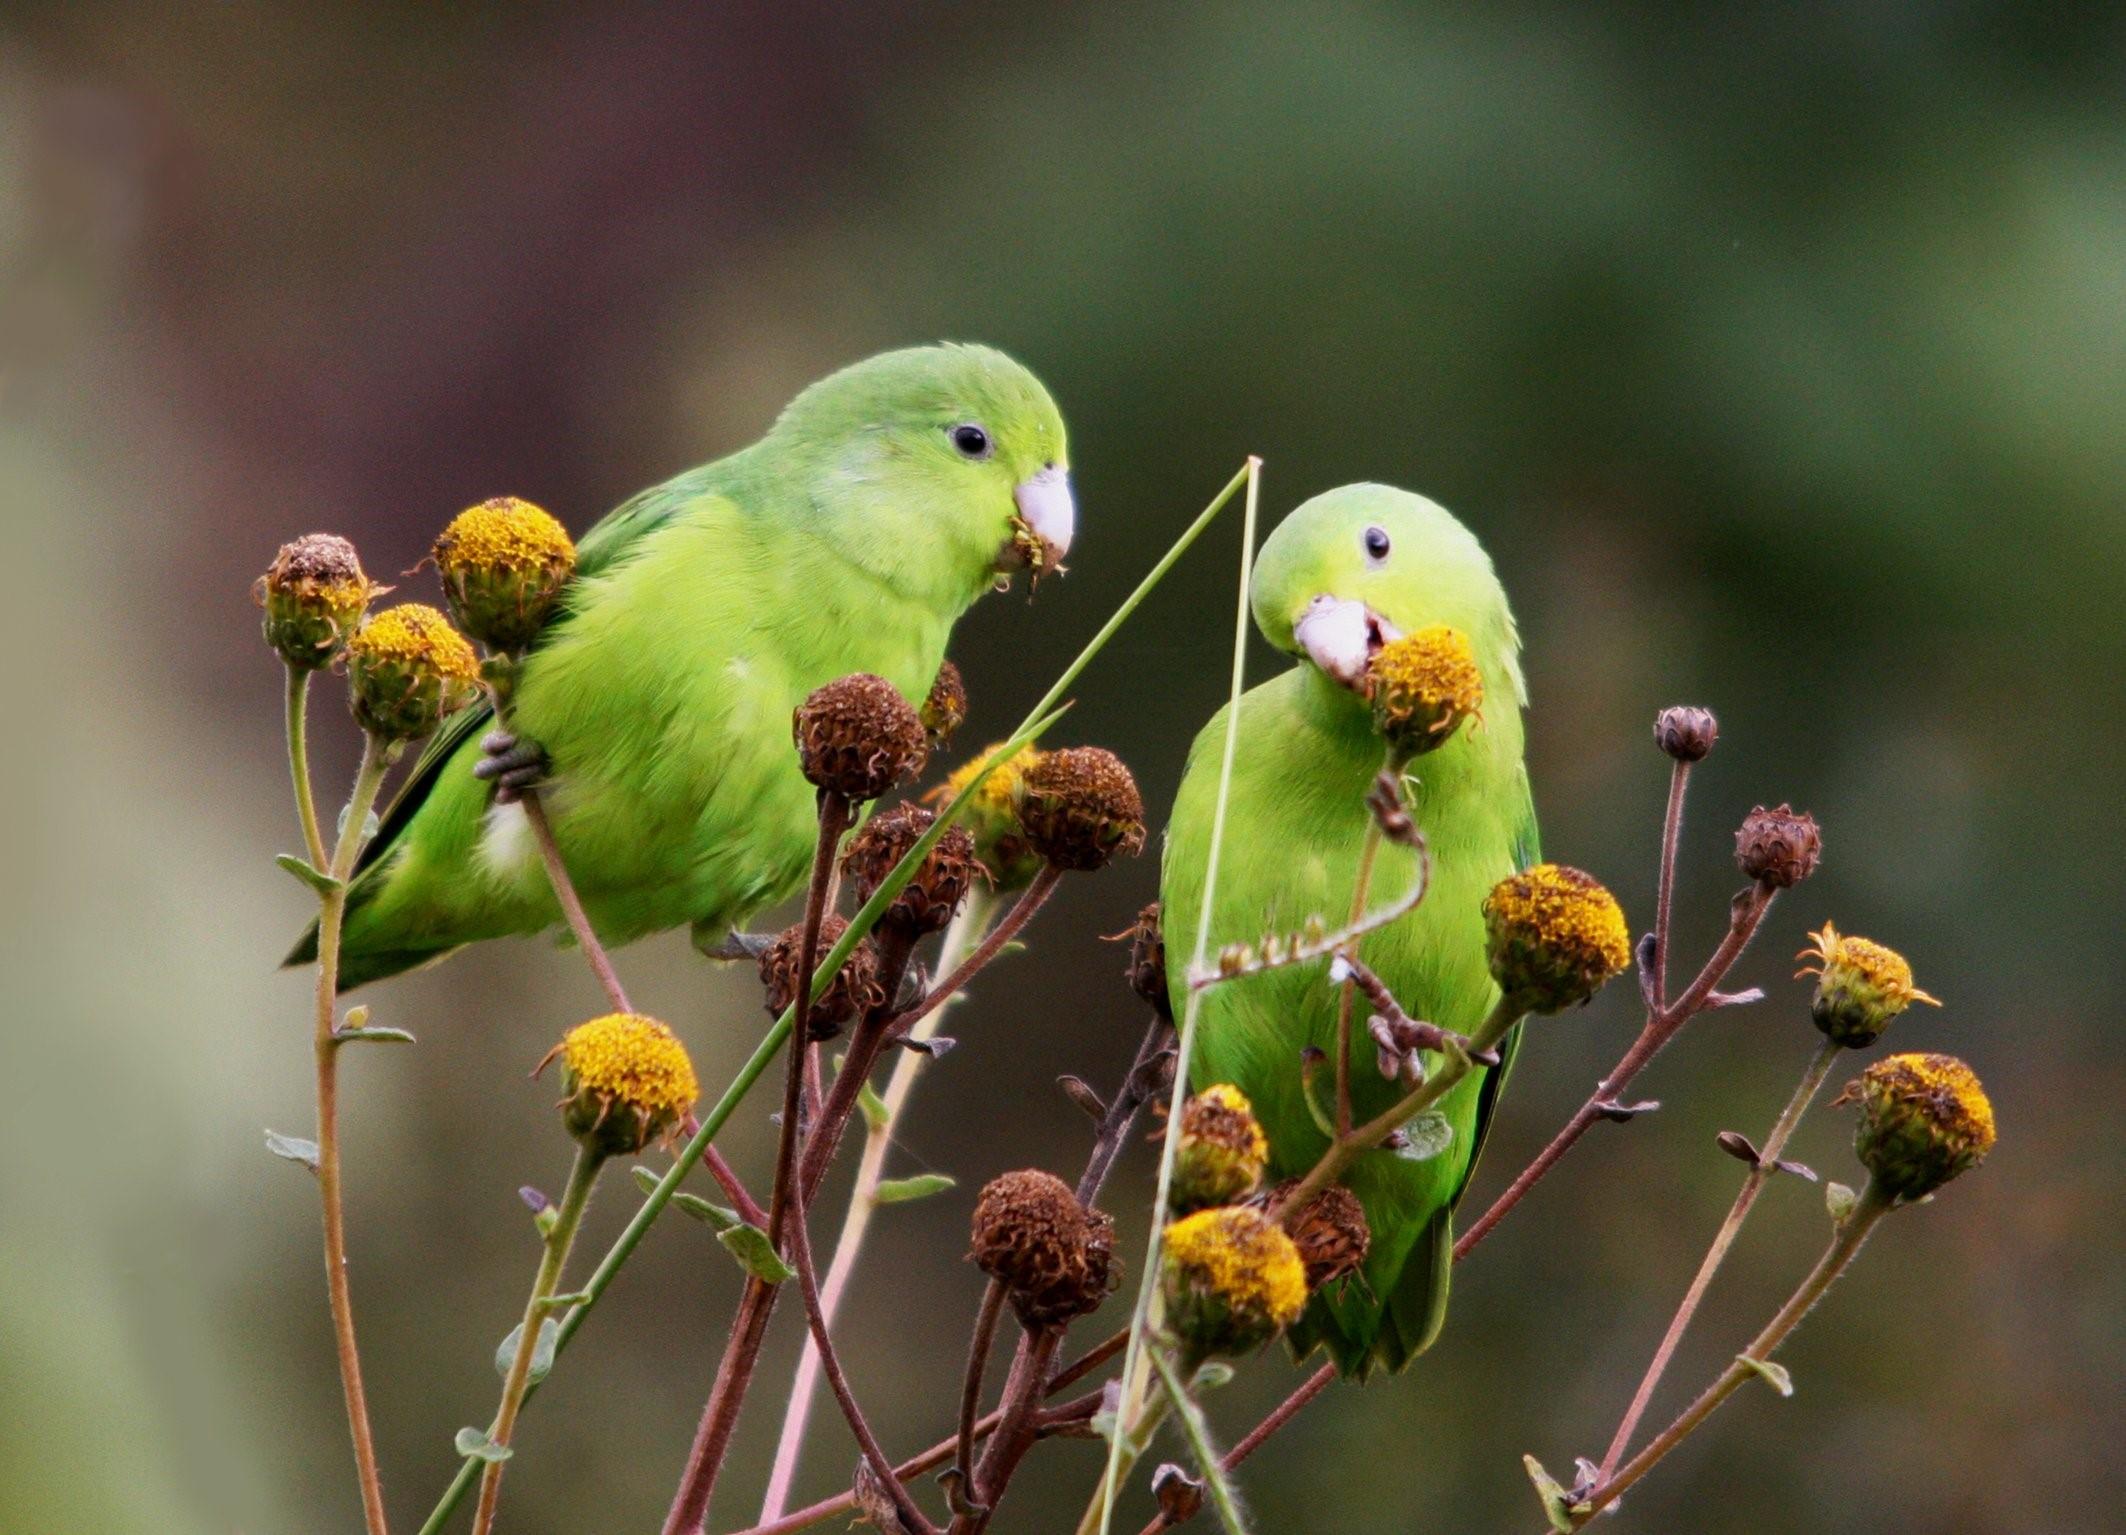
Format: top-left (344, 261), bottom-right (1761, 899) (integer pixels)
top-left (294, 343), bottom-right (1073, 990)
top-left (1160, 484), bottom-right (1535, 1378)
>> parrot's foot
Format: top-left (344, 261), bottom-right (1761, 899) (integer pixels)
top-left (692, 927), bottom-right (776, 963)
top-left (472, 729), bottom-right (548, 804)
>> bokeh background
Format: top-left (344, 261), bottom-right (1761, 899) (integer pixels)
top-left (4, 4), bottom-right (2121, 1532)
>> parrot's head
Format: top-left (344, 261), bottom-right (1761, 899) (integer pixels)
top-left (1251, 483), bottom-right (1523, 705)
top-left (775, 343), bottom-right (1073, 606)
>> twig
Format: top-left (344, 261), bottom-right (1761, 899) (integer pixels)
top-left (891, 868), bottom-right (1062, 1038)
top-left (1454, 883), bottom-right (1778, 1262)
top-left (286, 666), bottom-right (328, 868)
top-left (1596, 1036), bottom-right (1843, 1479)
top-left (1184, 849), bottom-right (1430, 990)
top-left (470, 1143), bottom-right (603, 1535)
top-left (1078, 1015), bottom-right (1177, 1205)
top-left (1572, 1180), bottom-right (1895, 1523)
top-left (309, 727), bottom-right (398, 1535)
top-left (957, 1328), bottom-right (1063, 1534)
top-left (1651, 759), bottom-right (1690, 1010)
top-left (761, 888), bottom-right (1002, 1521)
top-left (784, 1169), bottom-right (939, 1534)
top-left (518, 791), bottom-right (631, 1014)
top-left (952, 1282), bottom-right (1008, 1515)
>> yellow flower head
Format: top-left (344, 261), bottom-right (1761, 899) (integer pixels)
top-left (1367, 624), bottom-right (1485, 758)
top-left (1848, 1052), bottom-right (1995, 1201)
top-left (256, 533), bottom-right (381, 670)
top-left (1161, 1205), bottom-right (1307, 1361)
top-left (432, 497), bottom-right (576, 653)
top-left (926, 741), bottom-right (1047, 889)
top-left (546, 1013), bottom-right (699, 1156)
top-left (345, 603), bottom-right (481, 740)
top-left (1798, 923), bottom-right (1939, 1047)
top-left (1482, 863), bottom-right (1632, 1014)
top-left (1172, 1085), bottom-right (1270, 1213)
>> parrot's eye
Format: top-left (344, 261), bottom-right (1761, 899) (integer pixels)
top-left (1363, 526), bottom-right (1391, 561)
top-left (950, 424), bottom-right (993, 460)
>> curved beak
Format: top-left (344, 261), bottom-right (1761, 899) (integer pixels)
top-left (1008, 466), bottom-right (1075, 575)
top-left (1294, 595), bottom-right (1400, 690)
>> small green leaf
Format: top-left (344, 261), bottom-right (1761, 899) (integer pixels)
top-left (276, 852), bottom-right (343, 895)
top-left (631, 1165), bottom-right (664, 1197)
top-left (874, 1174), bottom-right (955, 1205)
top-left (1392, 1112), bottom-right (1455, 1162)
top-left (1824, 1181), bottom-right (1857, 1221)
top-left (1190, 1361), bottom-right (1234, 1392)
top-left (454, 1426), bottom-right (512, 1463)
top-left (494, 1317), bottom-right (560, 1384)
top-left (1523, 1454), bottom-right (1577, 1533)
top-left (718, 1224), bottom-right (795, 1284)
top-left (539, 1290), bottom-right (591, 1312)
top-left (675, 1192), bottom-right (741, 1230)
top-left (334, 1026), bottom-right (417, 1045)
top-left (858, 1079), bottom-right (891, 1134)
top-left (264, 1130), bottom-right (320, 1170)
top-left (1737, 1355), bottom-right (1793, 1397)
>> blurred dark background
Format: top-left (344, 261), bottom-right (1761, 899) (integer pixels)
top-left (4, 4), bottom-right (2121, 1532)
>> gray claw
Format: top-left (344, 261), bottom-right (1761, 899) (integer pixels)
top-left (474, 731), bottom-right (548, 804)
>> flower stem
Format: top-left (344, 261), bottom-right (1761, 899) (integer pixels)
top-left (286, 665), bottom-right (327, 868)
top-left (1147, 1346), bottom-right (1246, 1535)
top-left (1651, 759), bottom-right (1690, 1010)
top-left (892, 868), bottom-right (1062, 1037)
top-left (1132, 1360), bottom-right (1335, 1534)
top-left (1597, 1035), bottom-right (1843, 1480)
top-left (1577, 1179), bottom-right (1895, 1523)
top-left (951, 1281), bottom-right (1008, 1515)
top-left (470, 1142), bottom-right (604, 1535)
top-left (760, 887), bottom-right (1001, 1521)
top-left (1454, 883), bottom-right (1777, 1262)
top-left (313, 731), bottom-right (398, 1535)
top-left (519, 790), bottom-right (631, 1014)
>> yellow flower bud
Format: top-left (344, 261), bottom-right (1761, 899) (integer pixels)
top-left (1171, 1085), bottom-right (1269, 1213)
top-left (1366, 624), bottom-right (1484, 758)
top-left (1798, 923), bottom-right (1939, 1048)
top-left (1848, 1052), bottom-right (1995, 1202)
top-left (926, 742), bottom-right (1047, 890)
top-left (1482, 863), bottom-right (1631, 1014)
top-left (255, 533), bottom-right (380, 670)
top-left (431, 497), bottom-right (575, 653)
top-left (345, 604), bottom-right (479, 741)
top-left (543, 1013), bottom-right (699, 1157)
top-left (1161, 1206), bottom-right (1307, 1361)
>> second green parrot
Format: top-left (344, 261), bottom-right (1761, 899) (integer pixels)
top-left (1161, 484), bottom-right (1536, 1378)
top-left (295, 343), bottom-right (1072, 989)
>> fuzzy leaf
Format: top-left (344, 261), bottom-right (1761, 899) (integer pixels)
top-left (264, 1130), bottom-right (320, 1171)
top-left (454, 1426), bottom-right (512, 1463)
top-left (874, 1174), bottom-right (955, 1205)
top-left (494, 1317), bottom-right (560, 1385)
top-left (718, 1224), bottom-right (795, 1284)
top-left (275, 853), bottom-right (342, 895)
top-left (1523, 1454), bottom-right (1578, 1533)
top-left (1737, 1355), bottom-right (1793, 1397)
top-left (334, 1025), bottom-right (417, 1045)
top-left (1392, 1111), bottom-right (1455, 1162)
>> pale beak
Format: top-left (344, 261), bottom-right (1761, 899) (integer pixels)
top-left (1010, 466), bottom-right (1075, 570)
top-left (1294, 595), bottom-right (1400, 689)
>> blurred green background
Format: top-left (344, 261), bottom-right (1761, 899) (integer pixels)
top-left (4, 4), bottom-right (2120, 1532)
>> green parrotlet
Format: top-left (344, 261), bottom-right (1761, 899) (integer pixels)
top-left (294, 344), bottom-right (1073, 990)
top-left (1161, 484), bottom-right (1536, 1378)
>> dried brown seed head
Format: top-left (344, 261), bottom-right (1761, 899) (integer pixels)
top-left (758, 915), bottom-right (888, 1040)
top-left (920, 659), bottom-right (968, 749)
top-left (1653, 705), bottom-right (1719, 763)
top-left (1015, 746), bottom-right (1146, 872)
top-left (969, 1169), bottom-right (1117, 1327)
top-left (840, 802), bottom-right (980, 938)
top-left (1263, 1180), bottom-right (1371, 1290)
top-left (793, 674), bottom-right (928, 802)
top-left (1735, 803), bottom-right (1822, 889)
top-left (256, 533), bottom-right (380, 670)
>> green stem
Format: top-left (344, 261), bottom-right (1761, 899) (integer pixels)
top-left (1147, 1348), bottom-right (1246, 1535)
top-left (315, 732), bottom-right (398, 1535)
top-left (1075, 1347), bottom-right (1171, 1535)
top-left (1597, 1036), bottom-right (1843, 1479)
top-left (286, 665), bottom-right (327, 868)
top-left (471, 1143), bottom-right (604, 1535)
top-left (1576, 1180), bottom-right (1895, 1523)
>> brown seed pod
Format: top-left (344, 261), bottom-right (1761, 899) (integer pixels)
top-left (757, 915), bottom-right (888, 1039)
top-left (1015, 746), bottom-right (1146, 872)
top-left (1735, 803), bottom-right (1822, 889)
top-left (1264, 1180), bottom-right (1371, 1290)
top-left (1653, 705), bottom-right (1719, 763)
top-left (919, 659), bottom-right (969, 749)
top-left (840, 802), bottom-right (980, 938)
top-left (793, 674), bottom-right (929, 802)
top-left (969, 1169), bottom-right (1117, 1327)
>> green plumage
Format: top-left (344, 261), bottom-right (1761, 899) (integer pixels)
top-left (1160, 485), bottom-right (1537, 1379)
top-left (294, 344), bottom-right (1069, 990)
